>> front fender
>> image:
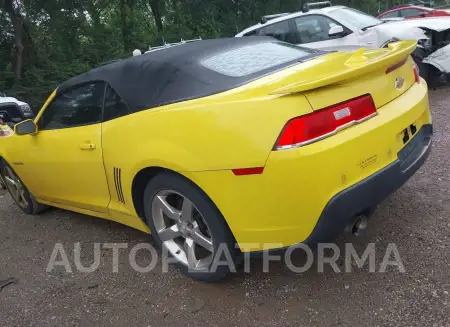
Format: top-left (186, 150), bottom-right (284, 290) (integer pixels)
top-left (0, 133), bottom-right (22, 168)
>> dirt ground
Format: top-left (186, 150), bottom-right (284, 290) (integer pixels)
top-left (1, 88), bottom-right (449, 327)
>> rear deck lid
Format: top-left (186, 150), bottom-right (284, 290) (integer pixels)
top-left (267, 41), bottom-right (418, 110)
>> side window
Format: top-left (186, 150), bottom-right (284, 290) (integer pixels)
top-left (294, 15), bottom-right (343, 44)
top-left (399, 8), bottom-right (424, 17)
top-left (381, 10), bottom-right (400, 18)
top-left (39, 82), bottom-right (105, 130)
top-left (103, 85), bottom-right (130, 122)
top-left (243, 29), bottom-right (259, 36)
top-left (259, 21), bottom-right (291, 42)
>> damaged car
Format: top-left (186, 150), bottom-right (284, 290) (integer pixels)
top-left (381, 17), bottom-right (450, 83)
top-left (236, 2), bottom-right (450, 85)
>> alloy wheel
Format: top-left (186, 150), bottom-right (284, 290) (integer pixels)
top-left (3, 166), bottom-right (28, 209)
top-left (151, 190), bottom-right (214, 270)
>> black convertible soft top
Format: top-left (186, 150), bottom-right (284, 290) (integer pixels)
top-left (57, 37), bottom-right (322, 112)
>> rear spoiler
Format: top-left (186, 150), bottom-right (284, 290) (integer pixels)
top-left (269, 40), bottom-right (417, 95)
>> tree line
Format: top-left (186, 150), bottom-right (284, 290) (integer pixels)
top-left (0, 0), bottom-right (447, 110)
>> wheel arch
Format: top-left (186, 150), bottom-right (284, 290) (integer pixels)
top-left (131, 166), bottom-right (227, 227)
top-left (130, 166), bottom-right (238, 244)
top-left (0, 156), bottom-right (6, 188)
top-left (0, 153), bottom-right (13, 167)
top-left (381, 38), bottom-right (399, 48)
top-left (131, 166), bottom-right (169, 219)
top-left (0, 155), bottom-right (8, 173)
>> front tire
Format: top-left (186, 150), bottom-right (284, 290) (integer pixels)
top-left (143, 172), bottom-right (239, 282)
top-left (1, 163), bottom-right (46, 215)
top-left (0, 174), bottom-right (7, 190)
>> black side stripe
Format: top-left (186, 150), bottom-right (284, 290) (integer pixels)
top-left (114, 167), bottom-right (125, 204)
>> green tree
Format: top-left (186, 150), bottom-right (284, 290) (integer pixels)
top-left (2, 0), bottom-right (437, 109)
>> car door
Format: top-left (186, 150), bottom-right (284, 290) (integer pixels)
top-left (292, 14), bottom-right (359, 50)
top-left (18, 82), bottom-right (111, 213)
top-left (99, 85), bottom-right (134, 214)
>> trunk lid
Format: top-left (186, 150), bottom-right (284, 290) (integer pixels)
top-left (268, 41), bottom-right (418, 111)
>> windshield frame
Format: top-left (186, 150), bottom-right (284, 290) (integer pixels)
top-left (330, 7), bottom-right (384, 30)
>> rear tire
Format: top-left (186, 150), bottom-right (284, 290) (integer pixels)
top-left (143, 172), bottom-right (239, 282)
top-left (0, 162), bottom-right (47, 215)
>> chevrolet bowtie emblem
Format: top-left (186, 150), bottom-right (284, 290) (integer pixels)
top-left (395, 76), bottom-right (405, 89)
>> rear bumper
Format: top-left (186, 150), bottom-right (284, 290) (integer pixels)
top-left (304, 124), bottom-right (433, 245)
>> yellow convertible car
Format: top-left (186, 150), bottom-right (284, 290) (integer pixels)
top-left (0, 37), bottom-right (432, 281)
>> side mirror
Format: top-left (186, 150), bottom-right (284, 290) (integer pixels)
top-left (328, 25), bottom-right (345, 37)
top-left (14, 119), bottom-right (37, 136)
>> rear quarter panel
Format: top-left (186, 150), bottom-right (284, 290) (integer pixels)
top-left (101, 84), bottom-right (314, 215)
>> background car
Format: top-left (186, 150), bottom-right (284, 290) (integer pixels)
top-left (236, 4), bottom-right (426, 50)
top-left (236, 3), bottom-right (450, 84)
top-left (0, 92), bottom-right (35, 128)
top-left (378, 5), bottom-right (450, 21)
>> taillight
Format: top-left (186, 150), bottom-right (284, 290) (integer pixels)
top-left (274, 95), bottom-right (377, 150)
top-left (413, 64), bottom-right (420, 84)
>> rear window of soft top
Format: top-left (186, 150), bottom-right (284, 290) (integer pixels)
top-left (201, 42), bottom-right (318, 77)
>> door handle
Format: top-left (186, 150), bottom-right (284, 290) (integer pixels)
top-left (79, 143), bottom-right (96, 150)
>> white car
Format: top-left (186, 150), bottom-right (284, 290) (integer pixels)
top-left (0, 92), bottom-right (34, 126)
top-left (236, 4), bottom-right (450, 83)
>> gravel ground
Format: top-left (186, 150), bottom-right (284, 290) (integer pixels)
top-left (1, 88), bottom-right (450, 327)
